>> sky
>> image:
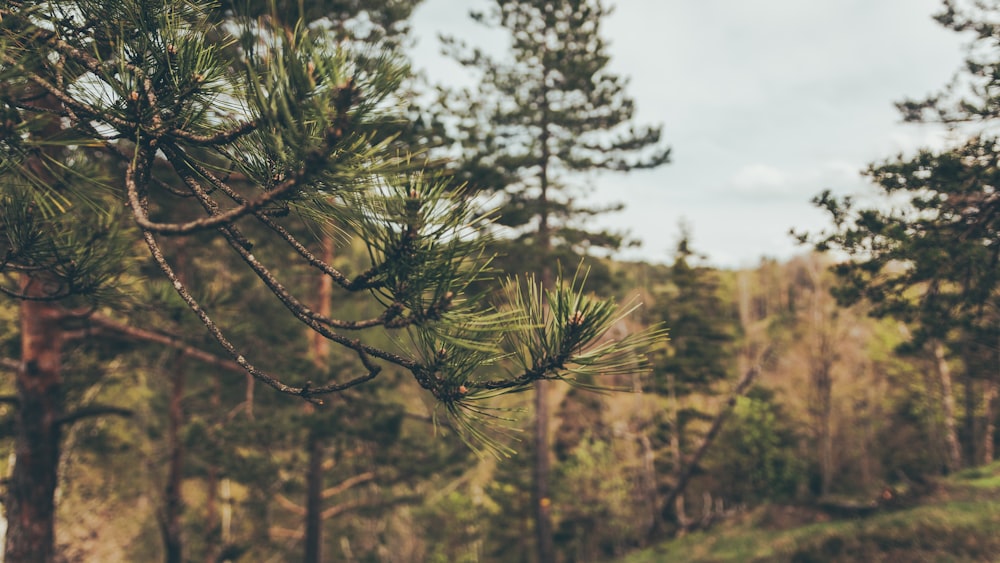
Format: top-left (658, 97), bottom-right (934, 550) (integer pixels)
top-left (408, 0), bottom-right (969, 268)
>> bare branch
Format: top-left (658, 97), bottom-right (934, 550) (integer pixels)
top-left (321, 471), bottom-right (375, 499)
top-left (167, 121), bottom-right (257, 145)
top-left (320, 499), bottom-right (366, 520)
top-left (87, 315), bottom-right (247, 374)
top-left (274, 493), bottom-right (306, 516)
top-left (56, 405), bottom-right (132, 427)
top-left (659, 347), bottom-right (774, 517)
top-left (0, 359), bottom-right (19, 373)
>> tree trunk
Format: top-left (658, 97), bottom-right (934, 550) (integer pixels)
top-left (304, 428), bottom-right (323, 563)
top-left (5, 277), bottom-right (64, 563)
top-left (532, 379), bottom-right (554, 563)
top-left (964, 373), bottom-right (977, 465)
top-left (983, 380), bottom-right (997, 465)
top-left (204, 375), bottom-right (221, 563)
top-left (304, 236), bottom-right (334, 563)
top-left (161, 353), bottom-right (186, 563)
top-left (814, 362), bottom-right (834, 496)
top-left (933, 341), bottom-right (963, 473)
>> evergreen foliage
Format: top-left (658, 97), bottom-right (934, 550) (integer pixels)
top-left (0, 0), bottom-right (653, 427)
top-left (0, 0), bottom-right (661, 559)
top-left (439, 0), bottom-right (670, 271)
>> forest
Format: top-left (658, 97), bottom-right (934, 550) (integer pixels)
top-left (0, 0), bottom-right (997, 562)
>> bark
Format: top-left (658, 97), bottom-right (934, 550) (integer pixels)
top-left (813, 359), bottom-right (834, 496)
top-left (807, 266), bottom-right (836, 497)
top-left (204, 375), bottom-right (221, 563)
top-left (667, 369), bottom-right (684, 526)
top-left (984, 380), bottom-right (997, 464)
top-left (964, 373), bottom-right (977, 464)
top-left (532, 379), bottom-right (554, 563)
top-left (161, 353), bottom-right (186, 563)
top-left (5, 278), bottom-right (64, 563)
top-left (532, 66), bottom-right (555, 563)
top-left (304, 236), bottom-right (334, 563)
top-left (304, 428), bottom-right (323, 563)
top-left (933, 341), bottom-right (963, 473)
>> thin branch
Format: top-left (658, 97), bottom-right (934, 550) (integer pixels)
top-left (0, 359), bottom-right (20, 373)
top-left (162, 146), bottom-right (420, 367)
top-left (136, 192), bottom-right (382, 399)
top-left (320, 498), bottom-right (366, 520)
top-left (167, 121), bottom-right (258, 145)
top-left (659, 348), bottom-right (774, 518)
top-left (56, 405), bottom-right (133, 427)
top-left (321, 471), bottom-right (375, 500)
top-left (0, 395), bottom-right (20, 406)
top-left (273, 493), bottom-right (306, 516)
top-left (125, 151), bottom-right (307, 235)
top-left (176, 149), bottom-right (386, 292)
top-left (87, 314), bottom-right (247, 374)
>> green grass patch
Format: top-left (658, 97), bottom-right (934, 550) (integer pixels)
top-left (621, 468), bottom-right (1000, 563)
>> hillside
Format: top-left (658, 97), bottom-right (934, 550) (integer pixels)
top-left (621, 462), bottom-right (1000, 563)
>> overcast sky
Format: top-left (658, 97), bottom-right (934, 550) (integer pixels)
top-left (409, 0), bottom-right (968, 268)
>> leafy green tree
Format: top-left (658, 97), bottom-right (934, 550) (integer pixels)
top-left (807, 0), bottom-right (999, 473)
top-left (440, 2), bottom-right (670, 558)
top-left (0, 1), bottom-right (660, 560)
top-left (707, 389), bottom-right (805, 504)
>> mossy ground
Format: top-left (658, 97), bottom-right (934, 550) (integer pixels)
top-left (621, 462), bottom-right (1000, 563)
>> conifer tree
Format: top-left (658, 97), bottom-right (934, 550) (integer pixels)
top-left (807, 0), bottom-right (999, 472)
top-left (442, 0), bottom-right (670, 275)
top-left (646, 233), bottom-right (735, 530)
top-left (440, 1), bottom-right (670, 559)
top-left (0, 1), bottom-right (661, 560)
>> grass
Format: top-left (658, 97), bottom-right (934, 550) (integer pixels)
top-left (620, 462), bottom-right (1000, 563)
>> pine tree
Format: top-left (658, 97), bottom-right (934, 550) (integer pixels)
top-left (646, 232), bottom-right (735, 531)
top-left (806, 0), bottom-right (1000, 472)
top-left (440, 3), bottom-right (669, 558)
top-left (0, 1), bottom-right (661, 560)
top-left (441, 0), bottom-right (670, 277)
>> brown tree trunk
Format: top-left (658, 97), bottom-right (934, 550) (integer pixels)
top-left (304, 236), bottom-right (334, 563)
top-left (532, 72), bottom-right (556, 562)
top-left (204, 375), bottom-right (221, 563)
top-left (964, 374), bottom-right (977, 465)
top-left (5, 277), bottom-right (64, 563)
top-left (161, 352), bottom-right (186, 563)
top-left (933, 341), bottom-right (963, 473)
top-left (532, 379), bottom-right (554, 563)
top-left (813, 360), bottom-right (834, 496)
top-left (304, 428), bottom-right (324, 563)
top-left (983, 380), bottom-right (997, 465)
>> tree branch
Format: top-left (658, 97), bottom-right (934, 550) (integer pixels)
top-left (321, 471), bottom-right (375, 500)
top-left (88, 315), bottom-right (247, 374)
top-left (659, 347), bottom-right (774, 521)
top-left (0, 359), bottom-right (19, 373)
top-left (56, 405), bottom-right (133, 427)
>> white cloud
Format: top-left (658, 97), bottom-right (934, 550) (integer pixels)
top-left (730, 164), bottom-right (789, 194)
